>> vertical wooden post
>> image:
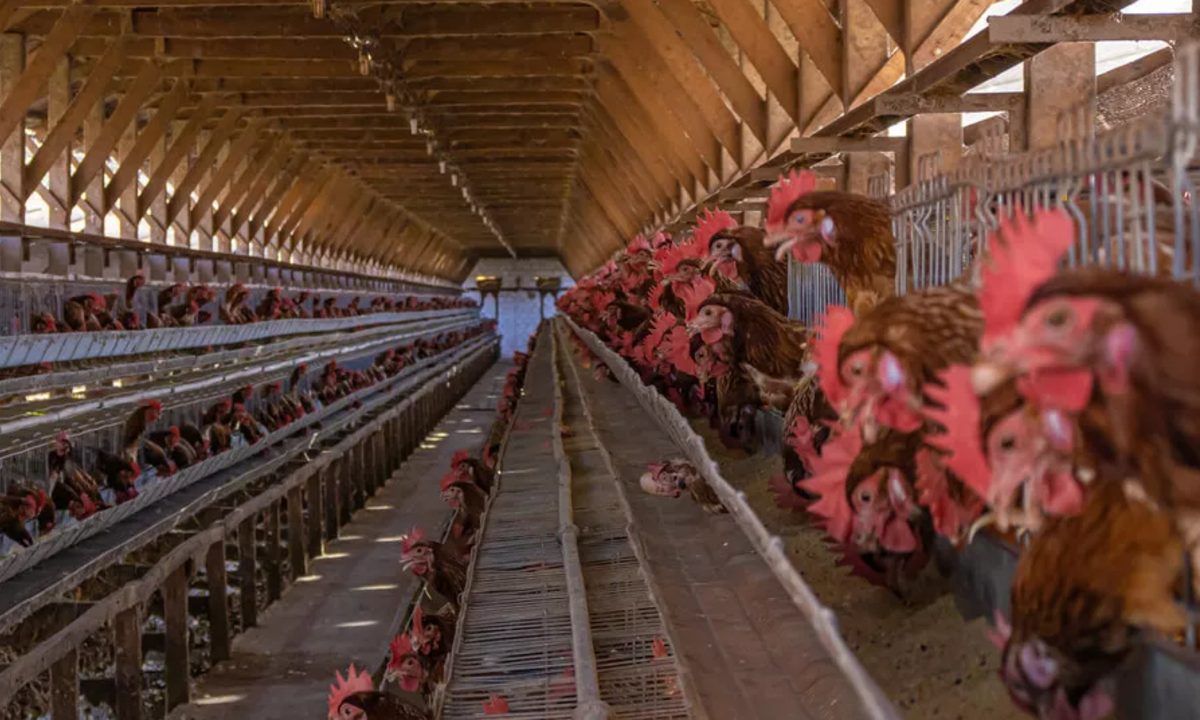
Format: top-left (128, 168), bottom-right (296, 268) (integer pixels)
top-left (117, 115), bottom-right (139, 239)
top-left (908, 115), bottom-right (963, 186)
top-left (81, 102), bottom-right (105, 234)
top-left (45, 58), bottom-right (70, 229)
top-left (287, 485), bottom-right (307, 579)
top-left (0, 34), bottom-right (24, 223)
top-left (324, 463), bottom-right (342, 540)
top-left (49, 648), bottom-right (78, 720)
top-left (238, 515), bottom-right (258, 628)
top-left (350, 445), bottom-right (366, 509)
top-left (114, 606), bottom-right (143, 720)
top-left (264, 501), bottom-right (282, 602)
top-left (205, 540), bottom-right (231, 663)
top-left (149, 133), bottom-right (168, 243)
top-left (163, 564), bottom-right (190, 709)
top-left (1023, 43), bottom-right (1096, 152)
top-left (306, 471), bottom-right (325, 557)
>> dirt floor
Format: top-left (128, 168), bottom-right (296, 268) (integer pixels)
top-left (689, 420), bottom-right (1024, 720)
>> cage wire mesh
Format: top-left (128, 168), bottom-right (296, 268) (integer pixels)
top-left (557, 334), bottom-right (692, 719)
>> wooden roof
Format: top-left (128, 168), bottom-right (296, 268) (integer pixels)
top-left (0, 0), bottom-right (1144, 281)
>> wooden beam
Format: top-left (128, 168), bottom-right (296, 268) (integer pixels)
top-left (0, 33), bottom-right (24, 223)
top-left (768, 0), bottom-right (845, 97)
top-left (596, 67), bottom-right (704, 184)
top-left (106, 80), bottom-right (196, 210)
top-left (212, 138), bottom-right (284, 231)
top-left (24, 36), bottom-right (127, 200)
top-left (601, 37), bottom-right (726, 173)
top-left (650, 0), bottom-right (768, 140)
top-left (0, 5), bottom-right (95, 145)
top-left (618, 0), bottom-right (767, 145)
top-left (234, 152), bottom-right (304, 237)
top-left (790, 136), bottom-right (908, 153)
top-left (861, 0), bottom-right (903, 44)
top-left (989, 13), bottom-right (1198, 43)
top-left (186, 118), bottom-right (263, 227)
top-left (43, 59), bottom-right (69, 228)
top-left (256, 159), bottom-right (317, 240)
top-left (874, 91), bottom-right (1025, 115)
top-left (131, 95), bottom-right (220, 217)
top-left (70, 59), bottom-right (162, 208)
top-left (703, 0), bottom-right (800, 123)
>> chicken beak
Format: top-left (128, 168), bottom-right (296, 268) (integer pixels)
top-left (769, 236), bottom-right (798, 263)
top-left (970, 361), bottom-right (1012, 396)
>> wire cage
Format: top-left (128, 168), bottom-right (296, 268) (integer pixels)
top-left (787, 258), bottom-right (846, 326)
top-left (0, 322), bottom-right (491, 579)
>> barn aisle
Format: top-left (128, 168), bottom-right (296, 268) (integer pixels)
top-left (167, 363), bottom-right (510, 720)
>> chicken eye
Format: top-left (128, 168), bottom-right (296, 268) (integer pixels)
top-left (792, 212), bottom-right (807, 225)
top-left (998, 434), bottom-right (1018, 452)
top-left (1044, 307), bottom-right (1071, 329)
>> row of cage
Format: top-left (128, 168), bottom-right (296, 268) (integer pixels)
top-left (790, 44), bottom-right (1200, 324)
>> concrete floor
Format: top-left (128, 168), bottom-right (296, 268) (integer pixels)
top-left (168, 361), bottom-right (510, 720)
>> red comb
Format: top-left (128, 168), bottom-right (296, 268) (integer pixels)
top-left (401, 527), bottom-right (425, 552)
top-left (388, 633), bottom-right (415, 669)
top-left (439, 471), bottom-right (458, 492)
top-left (451, 450), bottom-right (470, 467)
top-left (814, 305), bottom-right (856, 406)
top-left (922, 365), bottom-right (990, 501)
top-left (652, 637), bottom-right (669, 659)
top-left (641, 313), bottom-right (676, 360)
top-left (798, 423), bottom-right (861, 544)
top-left (678, 277), bottom-right (716, 322)
top-left (979, 208), bottom-right (1076, 352)
top-left (327, 664), bottom-right (373, 719)
top-left (656, 237), bottom-right (706, 277)
top-left (766, 169), bottom-right (819, 232)
top-left (693, 208), bottom-right (737, 252)
top-left (663, 326), bottom-right (698, 376)
top-left (483, 694), bottom-right (510, 715)
top-left (627, 234), bottom-right (651, 254)
top-left (143, 399), bottom-right (162, 411)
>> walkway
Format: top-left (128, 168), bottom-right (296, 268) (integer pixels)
top-left (168, 361), bottom-right (510, 720)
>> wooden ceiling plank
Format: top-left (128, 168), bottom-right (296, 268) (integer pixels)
top-left (579, 144), bottom-right (652, 226)
top-left (620, 0), bottom-right (766, 145)
top-left (603, 33), bottom-right (735, 168)
top-left (236, 152), bottom-right (305, 237)
top-left (587, 106), bottom-right (676, 200)
top-left (650, 0), bottom-right (769, 134)
top-left (841, 0), bottom-right (892, 107)
top-left (597, 66), bottom-right (706, 183)
top-left (26, 36), bottom-right (125, 199)
top-left (585, 128), bottom-right (667, 217)
top-left (159, 106), bottom-right (245, 224)
top-left (767, 0), bottom-right (845, 97)
top-left (861, 0), bottom-right (903, 44)
top-left (69, 60), bottom-right (162, 208)
top-left (187, 119), bottom-right (265, 227)
top-left (703, 0), bottom-right (800, 123)
top-left (117, 90), bottom-right (213, 211)
top-left (281, 169), bottom-right (343, 243)
top-left (213, 138), bottom-right (285, 231)
top-left (611, 14), bottom-right (746, 160)
top-left (0, 5), bottom-right (95, 144)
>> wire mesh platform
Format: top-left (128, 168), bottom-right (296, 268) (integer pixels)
top-left (440, 331), bottom-right (577, 719)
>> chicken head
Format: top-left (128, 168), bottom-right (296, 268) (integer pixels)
top-left (639, 463), bottom-right (682, 498)
top-left (385, 634), bottom-right (427, 693)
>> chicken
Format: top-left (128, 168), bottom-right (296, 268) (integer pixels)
top-left (149, 427), bottom-right (196, 471)
top-left (815, 279), bottom-right (982, 441)
top-left (440, 471), bottom-right (487, 541)
top-left (686, 292), bottom-right (809, 448)
top-left (383, 633), bottom-right (433, 696)
top-left (450, 449), bottom-right (493, 495)
top-left (997, 479), bottom-right (1184, 720)
top-left (638, 458), bottom-right (726, 514)
top-left (407, 604), bottom-right (456, 672)
top-left (763, 170), bottom-right (897, 315)
top-left (400, 527), bottom-right (467, 610)
top-left (969, 211), bottom-right (1200, 538)
top-left (95, 448), bottom-right (139, 503)
top-left (142, 439), bottom-right (177, 477)
top-left (327, 664), bottom-right (428, 720)
top-left (124, 400), bottom-right (163, 454)
top-left (696, 208), bottom-right (789, 315)
top-left (802, 421), bottom-right (934, 594)
top-left (30, 312), bottom-right (57, 333)
top-left (0, 492), bottom-right (35, 547)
